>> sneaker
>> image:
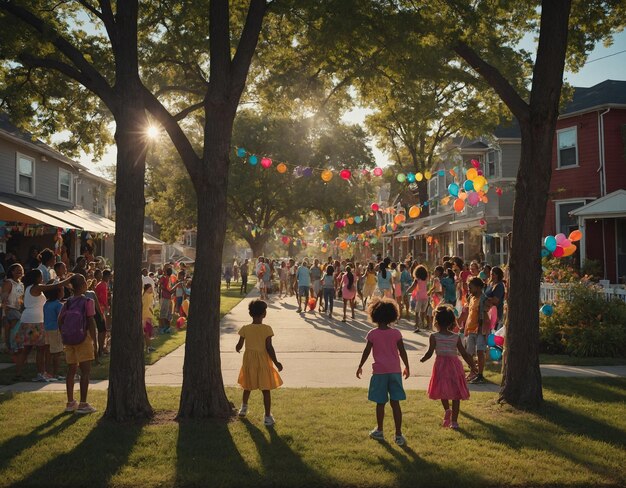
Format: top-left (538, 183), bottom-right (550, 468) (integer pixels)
top-left (76, 403), bottom-right (97, 414)
top-left (32, 373), bottom-right (50, 383)
top-left (296, 308), bottom-right (302, 313)
top-left (470, 375), bottom-right (486, 384)
top-left (264, 415), bottom-right (275, 426)
top-left (395, 434), bottom-right (406, 446)
top-left (450, 421), bottom-right (459, 430)
top-left (369, 429), bottom-right (384, 440)
top-left (238, 404), bottom-right (248, 417)
top-left (442, 409), bottom-right (452, 428)
top-left (65, 400), bottom-right (78, 413)
top-left (56, 375), bottom-right (66, 381)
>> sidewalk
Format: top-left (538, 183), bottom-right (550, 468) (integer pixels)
top-left (2, 289), bottom-right (625, 394)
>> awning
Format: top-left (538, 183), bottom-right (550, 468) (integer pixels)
top-left (447, 217), bottom-right (482, 232)
top-left (144, 233), bottom-right (165, 246)
top-left (570, 190), bottom-right (626, 219)
top-left (66, 207), bottom-right (116, 234)
top-left (0, 194), bottom-right (80, 229)
top-left (396, 222), bottom-right (422, 238)
top-left (414, 221), bottom-right (449, 236)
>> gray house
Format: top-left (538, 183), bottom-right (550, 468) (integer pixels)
top-left (395, 120), bottom-right (521, 265)
top-left (0, 113), bottom-right (118, 265)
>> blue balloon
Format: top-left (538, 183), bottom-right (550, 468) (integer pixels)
top-left (407, 172), bottom-right (416, 183)
top-left (487, 334), bottom-right (496, 347)
top-left (463, 180), bottom-right (474, 192)
top-left (303, 167), bottom-right (313, 177)
top-left (354, 216), bottom-right (363, 224)
top-left (541, 248), bottom-right (550, 258)
top-left (423, 201), bottom-right (428, 207)
top-left (248, 155), bottom-right (258, 165)
top-left (236, 147), bottom-right (246, 158)
top-left (448, 183), bottom-right (459, 197)
top-left (438, 170), bottom-right (445, 177)
top-left (489, 347), bottom-right (503, 361)
top-left (540, 304), bottom-right (553, 317)
top-left (544, 235), bottom-right (557, 252)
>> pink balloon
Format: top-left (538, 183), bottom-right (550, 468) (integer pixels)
top-left (471, 159), bottom-right (480, 169)
top-left (561, 239), bottom-right (571, 248)
top-left (373, 167), bottom-right (383, 177)
top-left (468, 191), bottom-right (480, 206)
top-left (553, 246), bottom-right (564, 258)
top-left (555, 233), bottom-right (567, 244)
top-left (489, 306), bottom-right (498, 329)
top-left (494, 335), bottom-right (504, 347)
top-left (477, 169), bottom-right (484, 176)
top-left (260, 157), bottom-right (272, 169)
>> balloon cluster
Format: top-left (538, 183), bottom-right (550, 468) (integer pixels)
top-left (447, 160), bottom-right (491, 213)
top-left (541, 229), bottom-right (582, 258)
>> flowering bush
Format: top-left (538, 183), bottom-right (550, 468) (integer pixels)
top-left (540, 283), bottom-right (626, 357)
top-left (541, 258), bottom-right (592, 284)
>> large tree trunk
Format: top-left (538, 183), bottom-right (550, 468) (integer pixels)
top-left (178, 108), bottom-right (234, 419)
top-left (105, 103), bottom-right (154, 421)
top-left (499, 0), bottom-right (571, 409)
top-left (248, 236), bottom-right (267, 257)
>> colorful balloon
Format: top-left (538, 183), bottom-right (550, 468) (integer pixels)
top-left (494, 335), bottom-right (504, 347)
top-left (397, 173), bottom-right (406, 183)
top-left (394, 214), bottom-right (406, 225)
top-left (473, 176), bottom-right (487, 191)
top-left (496, 187), bottom-right (503, 196)
top-left (407, 172), bottom-right (416, 183)
top-left (277, 163), bottom-right (287, 174)
top-left (466, 168), bottom-right (478, 180)
top-left (555, 233), bottom-right (567, 244)
top-left (340, 169), bottom-right (352, 180)
top-left (260, 157), bottom-right (272, 169)
top-left (303, 167), bottom-right (313, 177)
top-left (463, 179), bottom-right (474, 192)
top-left (248, 155), bottom-right (258, 166)
top-left (453, 198), bottom-right (465, 212)
top-left (560, 239), bottom-right (572, 248)
top-left (424, 171), bottom-right (432, 180)
top-left (541, 248), bottom-right (550, 257)
top-left (373, 167), bottom-right (383, 177)
top-left (371, 203), bottom-right (380, 212)
top-left (181, 299), bottom-right (189, 316)
top-left (569, 229), bottom-right (582, 242)
top-left (563, 245), bottom-right (577, 257)
top-left (448, 183), bottom-right (459, 197)
top-left (467, 191), bottom-right (480, 206)
top-left (544, 236), bottom-right (557, 252)
top-left (438, 170), bottom-right (445, 177)
top-left (321, 169), bottom-right (333, 182)
top-left (408, 205), bottom-right (421, 218)
top-left (553, 246), bottom-right (564, 258)
top-left (416, 172), bottom-right (423, 181)
top-left (354, 216), bottom-right (363, 223)
top-left (540, 304), bottom-right (553, 316)
top-left (471, 159), bottom-right (480, 169)
top-left (458, 191), bottom-right (467, 201)
top-left (489, 347), bottom-right (503, 361)
top-left (236, 147), bottom-right (246, 158)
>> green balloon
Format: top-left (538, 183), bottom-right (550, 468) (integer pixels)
top-left (397, 173), bottom-right (406, 183)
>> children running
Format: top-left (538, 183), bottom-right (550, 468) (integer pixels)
top-left (420, 305), bottom-right (476, 430)
top-left (236, 299), bottom-right (283, 426)
top-left (357, 298), bottom-right (410, 446)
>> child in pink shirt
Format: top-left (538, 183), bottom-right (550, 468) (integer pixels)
top-left (357, 298), bottom-right (410, 446)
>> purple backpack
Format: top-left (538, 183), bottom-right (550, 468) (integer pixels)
top-left (60, 296), bottom-right (88, 345)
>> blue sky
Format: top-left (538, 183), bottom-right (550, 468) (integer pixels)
top-left (81, 30), bottom-right (626, 175)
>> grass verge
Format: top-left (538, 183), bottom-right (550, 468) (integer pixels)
top-left (0, 278), bottom-right (254, 384)
top-left (0, 378), bottom-right (624, 487)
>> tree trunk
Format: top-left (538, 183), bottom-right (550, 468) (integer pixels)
top-left (248, 236), bottom-right (267, 257)
top-left (500, 0), bottom-right (571, 409)
top-left (178, 108), bottom-right (234, 419)
top-left (104, 102), bottom-right (154, 421)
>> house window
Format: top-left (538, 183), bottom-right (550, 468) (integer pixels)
top-left (92, 185), bottom-right (103, 215)
top-left (556, 201), bottom-right (585, 235)
top-left (428, 176), bottom-right (439, 199)
top-left (59, 168), bottom-right (72, 201)
top-left (457, 231), bottom-right (465, 259)
top-left (486, 150), bottom-right (497, 177)
top-left (557, 127), bottom-right (578, 168)
top-left (16, 153), bottom-right (35, 195)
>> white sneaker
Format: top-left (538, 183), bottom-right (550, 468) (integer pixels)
top-left (238, 404), bottom-right (248, 417)
top-left (264, 415), bottom-right (275, 426)
top-left (76, 403), bottom-right (97, 414)
top-left (369, 429), bottom-right (384, 440)
top-left (32, 373), bottom-right (50, 383)
top-left (395, 434), bottom-right (407, 446)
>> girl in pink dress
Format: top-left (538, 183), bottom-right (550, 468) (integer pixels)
top-left (341, 265), bottom-right (357, 322)
top-left (420, 305), bottom-right (476, 429)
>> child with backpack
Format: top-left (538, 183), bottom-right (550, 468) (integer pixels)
top-left (43, 285), bottom-right (65, 381)
top-left (58, 274), bottom-right (98, 414)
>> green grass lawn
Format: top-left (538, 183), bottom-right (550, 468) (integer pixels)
top-left (0, 279), bottom-right (254, 384)
top-left (0, 378), bottom-right (624, 487)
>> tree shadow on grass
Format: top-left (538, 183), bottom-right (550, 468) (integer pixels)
top-left (241, 419), bottom-right (333, 487)
top-left (0, 412), bottom-right (80, 475)
top-left (375, 441), bottom-right (489, 488)
top-left (543, 377), bottom-right (626, 404)
top-left (14, 417), bottom-right (143, 487)
top-left (176, 419), bottom-right (261, 487)
top-left (461, 410), bottom-right (625, 484)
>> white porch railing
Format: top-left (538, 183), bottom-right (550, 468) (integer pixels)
top-left (540, 283), bottom-right (626, 304)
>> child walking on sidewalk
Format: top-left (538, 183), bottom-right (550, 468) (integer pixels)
top-left (357, 298), bottom-right (410, 446)
top-left (236, 299), bottom-right (283, 426)
top-left (420, 305), bottom-right (476, 430)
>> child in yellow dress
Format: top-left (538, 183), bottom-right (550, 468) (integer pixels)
top-left (236, 299), bottom-right (283, 426)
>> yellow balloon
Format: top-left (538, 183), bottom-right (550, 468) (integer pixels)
top-left (424, 171), bottom-right (432, 180)
top-left (408, 205), bottom-right (421, 218)
top-left (277, 163), bottom-right (287, 174)
top-left (473, 175), bottom-right (486, 190)
top-left (466, 168), bottom-right (478, 180)
top-left (416, 172), bottom-right (423, 181)
top-left (321, 169), bottom-right (333, 182)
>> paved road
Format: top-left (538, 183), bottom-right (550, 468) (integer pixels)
top-left (2, 289), bottom-right (626, 394)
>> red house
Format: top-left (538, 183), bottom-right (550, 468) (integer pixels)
top-left (543, 80), bottom-right (626, 283)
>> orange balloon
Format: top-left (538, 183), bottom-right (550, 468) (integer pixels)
top-left (563, 244), bottom-right (577, 257)
top-left (454, 198), bottom-right (465, 212)
top-left (321, 169), bottom-right (333, 182)
top-left (569, 229), bottom-right (582, 242)
top-left (394, 214), bottom-right (406, 225)
top-left (408, 205), bottom-right (421, 218)
top-left (339, 240), bottom-right (348, 250)
top-left (347, 217), bottom-right (354, 225)
top-left (466, 168), bottom-right (478, 180)
top-left (277, 163), bottom-right (287, 174)
top-left (482, 195), bottom-right (489, 203)
top-left (458, 191), bottom-right (468, 201)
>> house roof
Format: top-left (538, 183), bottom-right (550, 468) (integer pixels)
top-left (570, 189), bottom-right (626, 219)
top-left (493, 118), bottom-right (521, 139)
top-left (562, 80), bottom-right (626, 116)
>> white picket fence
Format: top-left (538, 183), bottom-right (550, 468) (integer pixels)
top-left (540, 283), bottom-right (626, 304)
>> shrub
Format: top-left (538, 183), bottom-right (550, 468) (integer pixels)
top-left (540, 283), bottom-right (626, 357)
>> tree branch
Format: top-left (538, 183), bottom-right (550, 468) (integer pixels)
top-left (231, 0), bottom-right (267, 98)
top-left (173, 101), bottom-right (205, 122)
top-left (453, 40), bottom-right (529, 122)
